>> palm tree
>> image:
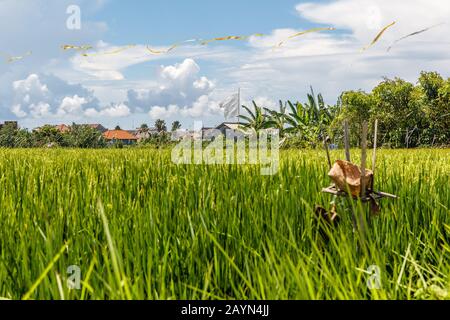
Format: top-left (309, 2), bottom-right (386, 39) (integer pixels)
top-left (238, 101), bottom-right (268, 133)
top-left (171, 121), bottom-right (182, 132)
top-left (154, 119), bottom-right (167, 133)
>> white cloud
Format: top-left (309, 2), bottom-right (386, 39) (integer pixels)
top-left (129, 59), bottom-right (216, 114)
top-left (58, 95), bottom-right (88, 116)
top-left (296, 0), bottom-right (450, 42)
top-left (11, 104), bottom-right (27, 118)
top-left (160, 58), bottom-right (200, 82)
top-left (181, 95), bottom-right (214, 118)
top-left (148, 95), bottom-right (221, 120)
top-left (6, 73), bottom-right (132, 120)
top-left (8, 74), bottom-right (95, 119)
top-left (85, 103), bottom-right (131, 118)
top-left (148, 105), bottom-right (180, 120)
top-left (194, 76), bottom-right (215, 90)
top-left (70, 43), bottom-right (158, 81)
top-left (252, 97), bottom-right (277, 110)
top-left (13, 74), bottom-right (49, 102)
top-left (29, 102), bottom-right (51, 118)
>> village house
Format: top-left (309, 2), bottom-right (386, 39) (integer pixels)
top-left (172, 124), bottom-right (251, 142)
top-left (55, 124), bottom-right (71, 133)
top-left (103, 129), bottom-right (138, 145)
top-left (216, 122), bottom-right (250, 141)
top-left (87, 124), bottom-right (108, 133)
top-left (133, 127), bottom-right (160, 142)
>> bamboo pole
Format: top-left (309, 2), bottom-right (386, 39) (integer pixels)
top-left (324, 137), bottom-right (332, 169)
top-left (357, 121), bottom-right (369, 247)
top-left (372, 119), bottom-right (378, 175)
top-left (344, 120), bottom-right (351, 162)
top-left (360, 122), bottom-right (368, 198)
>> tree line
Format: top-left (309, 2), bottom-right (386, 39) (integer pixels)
top-left (0, 121), bottom-right (181, 148)
top-left (0, 124), bottom-right (107, 148)
top-left (239, 71), bottom-right (449, 148)
top-left (0, 71), bottom-right (448, 149)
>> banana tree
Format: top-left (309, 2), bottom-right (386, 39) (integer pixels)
top-left (264, 100), bottom-right (288, 137)
top-left (284, 100), bottom-right (315, 142)
top-left (285, 87), bottom-right (334, 144)
top-left (305, 87), bottom-right (333, 140)
top-left (239, 101), bottom-right (269, 133)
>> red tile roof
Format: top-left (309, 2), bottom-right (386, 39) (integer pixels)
top-left (103, 130), bottom-right (138, 141)
top-left (56, 124), bottom-right (71, 133)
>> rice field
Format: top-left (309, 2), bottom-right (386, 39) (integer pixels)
top-left (0, 148), bottom-right (449, 300)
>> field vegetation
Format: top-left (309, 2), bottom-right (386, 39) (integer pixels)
top-left (0, 148), bottom-right (448, 300)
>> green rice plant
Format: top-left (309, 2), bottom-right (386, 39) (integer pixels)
top-left (0, 148), bottom-right (448, 300)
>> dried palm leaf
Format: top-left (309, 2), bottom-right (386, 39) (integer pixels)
top-left (387, 23), bottom-right (445, 51)
top-left (328, 160), bottom-right (373, 197)
top-left (83, 45), bottom-right (136, 57)
top-left (361, 21), bottom-right (396, 52)
top-left (201, 33), bottom-right (264, 45)
top-left (61, 45), bottom-right (93, 51)
top-left (275, 27), bottom-right (335, 48)
top-left (2, 51), bottom-right (32, 63)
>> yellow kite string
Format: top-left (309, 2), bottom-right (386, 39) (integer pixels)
top-left (1, 51), bottom-right (32, 63)
top-left (147, 39), bottom-right (201, 54)
top-left (201, 33), bottom-right (264, 45)
top-left (147, 43), bottom-right (179, 55)
top-left (274, 27), bottom-right (335, 48)
top-left (6, 21), bottom-right (416, 63)
top-left (82, 44), bottom-right (137, 57)
top-left (61, 44), bottom-right (93, 52)
top-left (387, 23), bottom-right (445, 52)
top-left (146, 34), bottom-right (264, 55)
top-left (361, 21), bottom-right (396, 52)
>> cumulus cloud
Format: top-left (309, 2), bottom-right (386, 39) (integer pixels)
top-left (128, 59), bottom-right (215, 109)
top-left (84, 103), bottom-right (131, 118)
top-left (11, 104), bottom-right (27, 118)
top-left (128, 59), bottom-right (218, 119)
top-left (58, 95), bottom-right (88, 116)
top-left (5, 73), bottom-right (131, 120)
top-left (29, 102), bottom-right (52, 118)
top-left (8, 74), bottom-right (95, 119)
top-left (148, 95), bottom-right (220, 120)
top-left (148, 105), bottom-right (180, 120)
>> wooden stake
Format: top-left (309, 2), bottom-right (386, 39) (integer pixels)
top-left (344, 120), bottom-right (351, 162)
top-left (324, 137), bottom-right (332, 169)
top-left (372, 119), bottom-right (378, 175)
top-left (360, 122), bottom-right (368, 197)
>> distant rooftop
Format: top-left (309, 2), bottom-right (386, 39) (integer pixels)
top-left (103, 129), bottom-right (138, 141)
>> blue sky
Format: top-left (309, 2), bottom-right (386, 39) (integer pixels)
top-left (0, 0), bottom-right (449, 130)
top-left (93, 0), bottom-right (324, 43)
